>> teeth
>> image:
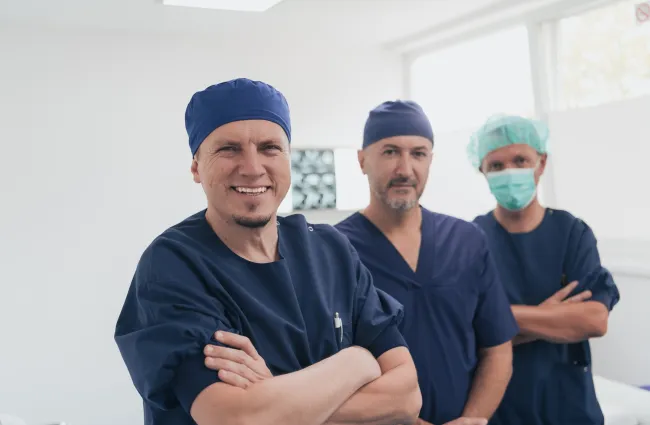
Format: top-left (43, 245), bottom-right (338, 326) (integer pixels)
top-left (235, 187), bottom-right (268, 194)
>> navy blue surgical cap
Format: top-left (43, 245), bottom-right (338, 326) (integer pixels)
top-left (362, 100), bottom-right (434, 149)
top-left (185, 78), bottom-right (291, 155)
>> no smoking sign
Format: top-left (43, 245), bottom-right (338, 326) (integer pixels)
top-left (637, 2), bottom-right (650, 24)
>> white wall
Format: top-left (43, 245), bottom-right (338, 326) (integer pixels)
top-left (546, 95), bottom-right (650, 242)
top-left (0, 25), bottom-right (402, 425)
top-left (591, 272), bottom-right (650, 386)
top-left (546, 96), bottom-right (650, 386)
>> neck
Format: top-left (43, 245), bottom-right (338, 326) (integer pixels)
top-left (362, 198), bottom-right (422, 235)
top-left (493, 198), bottom-right (545, 233)
top-left (205, 207), bottom-right (279, 263)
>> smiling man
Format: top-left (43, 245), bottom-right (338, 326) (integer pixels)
top-left (114, 79), bottom-right (421, 425)
top-left (333, 101), bottom-right (519, 425)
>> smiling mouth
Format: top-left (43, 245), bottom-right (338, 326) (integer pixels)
top-left (232, 186), bottom-right (270, 195)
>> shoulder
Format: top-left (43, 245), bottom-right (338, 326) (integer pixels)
top-left (472, 211), bottom-right (495, 229)
top-left (425, 209), bottom-right (488, 245)
top-left (546, 208), bottom-right (593, 237)
top-left (546, 209), bottom-right (597, 249)
top-left (135, 210), bottom-right (211, 283)
top-left (333, 212), bottom-right (364, 235)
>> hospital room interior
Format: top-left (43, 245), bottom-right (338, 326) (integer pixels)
top-left (1, 0), bottom-right (649, 424)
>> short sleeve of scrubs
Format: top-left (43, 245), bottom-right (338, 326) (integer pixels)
top-left (349, 242), bottom-right (407, 358)
top-left (472, 230), bottom-right (519, 348)
top-left (115, 277), bottom-right (236, 414)
top-left (565, 220), bottom-right (620, 311)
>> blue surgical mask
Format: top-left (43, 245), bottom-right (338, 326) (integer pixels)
top-left (486, 168), bottom-right (537, 211)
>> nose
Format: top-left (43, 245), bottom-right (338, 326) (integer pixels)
top-left (238, 149), bottom-right (266, 178)
top-left (395, 152), bottom-right (414, 177)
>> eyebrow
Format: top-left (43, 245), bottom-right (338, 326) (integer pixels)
top-left (212, 138), bottom-right (284, 146)
top-left (382, 144), bottom-right (429, 151)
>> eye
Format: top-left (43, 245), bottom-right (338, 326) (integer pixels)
top-left (217, 145), bottom-right (238, 153)
top-left (490, 162), bottom-right (503, 171)
top-left (260, 143), bottom-right (283, 154)
top-left (383, 149), bottom-right (396, 156)
top-left (413, 151), bottom-right (427, 158)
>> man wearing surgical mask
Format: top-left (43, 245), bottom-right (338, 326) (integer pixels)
top-left (469, 114), bottom-right (621, 425)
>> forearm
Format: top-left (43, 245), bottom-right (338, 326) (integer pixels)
top-left (512, 302), bottom-right (608, 343)
top-left (462, 345), bottom-right (512, 419)
top-left (325, 352), bottom-right (421, 425)
top-left (191, 347), bottom-right (379, 425)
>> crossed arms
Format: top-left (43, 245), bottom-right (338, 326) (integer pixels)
top-left (512, 280), bottom-right (609, 346)
top-left (191, 331), bottom-right (421, 425)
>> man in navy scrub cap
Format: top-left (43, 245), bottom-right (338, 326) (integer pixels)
top-left (114, 79), bottom-right (422, 425)
top-left (333, 101), bottom-right (519, 425)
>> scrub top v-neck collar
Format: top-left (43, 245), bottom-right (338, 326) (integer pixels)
top-left (199, 215), bottom-right (288, 265)
top-left (355, 207), bottom-right (434, 287)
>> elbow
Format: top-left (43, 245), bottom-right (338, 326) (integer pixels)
top-left (589, 315), bottom-right (608, 338)
top-left (587, 304), bottom-right (609, 338)
top-left (406, 385), bottom-right (423, 424)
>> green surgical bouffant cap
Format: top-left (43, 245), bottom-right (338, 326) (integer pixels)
top-left (467, 114), bottom-right (550, 169)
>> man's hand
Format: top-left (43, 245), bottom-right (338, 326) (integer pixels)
top-left (204, 331), bottom-right (272, 389)
top-left (513, 281), bottom-right (592, 347)
top-left (416, 419), bottom-right (434, 425)
top-left (540, 281), bottom-right (591, 307)
top-left (442, 418), bottom-right (488, 425)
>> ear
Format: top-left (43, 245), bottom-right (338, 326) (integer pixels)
top-left (191, 156), bottom-right (201, 183)
top-left (357, 149), bottom-right (367, 175)
top-left (535, 153), bottom-right (548, 184)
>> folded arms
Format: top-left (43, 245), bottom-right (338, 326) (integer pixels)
top-left (199, 331), bottom-right (421, 425)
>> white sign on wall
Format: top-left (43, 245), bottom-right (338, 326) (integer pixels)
top-left (636, 1), bottom-right (650, 25)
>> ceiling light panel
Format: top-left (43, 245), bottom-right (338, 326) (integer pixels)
top-left (162, 0), bottom-right (285, 12)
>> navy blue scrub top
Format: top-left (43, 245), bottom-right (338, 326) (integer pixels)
top-left (114, 210), bottom-right (407, 425)
top-left (335, 207), bottom-right (519, 424)
top-left (473, 208), bottom-right (620, 425)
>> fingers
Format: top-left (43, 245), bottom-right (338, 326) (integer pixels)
top-left (217, 369), bottom-right (252, 389)
top-left (205, 356), bottom-right (262, 384)
top-left (204, 344), bottom-right (272, 378)
top-left (215, 331), bottom-right (260, 359)
top-left (205, 344), bottom-right (253, 366)
top-left (550, 280), bottom-right (578, 301)
top-left (564, 290), bottom-right (592, 303)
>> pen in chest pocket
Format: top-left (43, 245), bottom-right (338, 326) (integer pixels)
top-left (334, 312), bottom-right (343, 343)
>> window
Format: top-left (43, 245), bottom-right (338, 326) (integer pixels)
top-left (409, 25), bottom-right (537, 220)
top-left (554, 0), bottom-right (650, 110)
top-left (410, 25), bottom-right (536, 134)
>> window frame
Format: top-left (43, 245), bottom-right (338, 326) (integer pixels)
top-left (401, 0), bottom-right (624, 211)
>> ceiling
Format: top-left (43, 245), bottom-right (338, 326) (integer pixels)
top-left (0, 0), bottom-right (504, 48)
